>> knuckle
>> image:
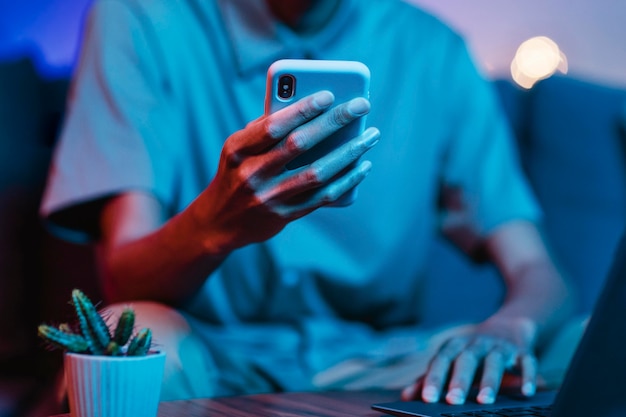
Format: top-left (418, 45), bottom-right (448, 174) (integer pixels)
top-left (323, 188), bottom-right (342, 204)
top-left (451, 375), bottom-right (471, 388)
top-left (440, 338), bottom-right (466, 357)
top-left (221, 142), bottom-right (242, 167)
top-left (457, 350), bottom-right (478, 364)
top-left (344, 142), bottom-right (364, 161)
top-left (258, 197), bottom-right (287, 218)
top-left (262, 118), bottom-right (282, 141)
top-left (311, 185), bottom-right (339, 206)
top-left (300, 168), bottom-right (322, 187)
top-left (236, 171), bottom-right (256, 194)
top-left (485, 349), bottom-right (504, 364)
top-left (329, 106), bottom-right (352, 127)
top-left (309, 160), bottom-right (332, 182)
top-left (430, 354), bottom-right (451, 369)
top-left (297, 103), bottom-right (316, 121)
top-left (424, 373), bottom-right (443, 388)
top-left (285, 131), bottom-right (310, 154)
top-left (522, 354), bottom-right (538, 367)
top-left (235, 162), bottom-right (266, 193)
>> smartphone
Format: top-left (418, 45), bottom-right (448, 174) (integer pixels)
top-left (264, 59), bottom-right (371, 205)
top-left (264, 59), bottom-right (371, 170)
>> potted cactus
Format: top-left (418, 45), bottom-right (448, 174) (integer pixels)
top-left (38, 289), bottom-right (165, 417)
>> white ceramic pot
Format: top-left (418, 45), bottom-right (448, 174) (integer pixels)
top-left (64, 351), bottom-right (166, 417)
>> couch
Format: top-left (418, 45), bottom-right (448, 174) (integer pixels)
top-left (1, 55), bottom-right (625, 416)
top-left (0, 58), bottom-right (101, 417)
top-left (421, 75), bottom-right (626, 326)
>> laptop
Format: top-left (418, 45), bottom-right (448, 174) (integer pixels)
top-left (372, 233), bottom-right (626, 417)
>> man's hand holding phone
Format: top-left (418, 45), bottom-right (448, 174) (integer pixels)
top-left (196, 88), bottom-right (379, 253)
top-left (265, 59), bottom-right (372, 205)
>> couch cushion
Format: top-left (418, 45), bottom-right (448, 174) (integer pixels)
top-left (0, 58), bottom-right (50, 360)
top-left (420, 77), bottom-right (626, 327)
top-left (526, 76), bottom-right (626, 313)
top-left (0, 56), bottom-right (98, 416)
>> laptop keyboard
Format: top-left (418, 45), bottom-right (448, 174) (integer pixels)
top-left (440, 405), bottom-right (552, 416)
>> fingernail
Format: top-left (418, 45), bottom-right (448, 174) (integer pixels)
top-left (477, 387), bottom-right (495, 404)
top-left (522, 382), bottom-right (536, 396)
top-left (348, 97), bottom-right (370, 115)
top-left (446, 388), bottom-right (465, 405)
top-left (422, 385), bottom-right (439, 403)
top-left (363, 128), bottom-right (380, 147)
top-left (360, 160), bottom-right (373, 176)
top-left (313, 91), bottom-right (334, 109)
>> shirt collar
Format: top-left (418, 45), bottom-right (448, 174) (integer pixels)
top-left (217, 0), bottom-right (357, 76)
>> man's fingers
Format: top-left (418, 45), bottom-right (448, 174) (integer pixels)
top-left (265, 159), bottom-right (372, 220)
top-left (312, 127), bottom-right (379, 179)
top-left (445, 339), bottom-right (492, 405)
top-left (269, 90), bottom-right (336, 137)
top-left (234, 91), bottom-right (336, 156)
top-left (269, 97), bottom-right (371, 169)
top-left (476, 348), bottom-right (510, 404)
top-left (258, 127), bottom-right (379, 203)
top-left (307, 159), bottom-right (372, 206)
top-left (476, 348), bottom-right (536, 404)
top-left (520, 352), bottom-right (538, 397)
top-left (421, 337), bottom-right (468, 403)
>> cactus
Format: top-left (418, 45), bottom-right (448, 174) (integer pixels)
top-left (38, 289), bottom-right (154, 356)
top-left (37, 324), bottom-right (90, 353)
top-left (127, 328), bottom-right (153, 356)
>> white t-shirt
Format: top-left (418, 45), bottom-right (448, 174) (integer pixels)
top-left (41, 0), bottom-right (540, 328)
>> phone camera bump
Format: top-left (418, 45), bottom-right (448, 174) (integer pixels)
top-left (278, 74), bottom-right (295, 99)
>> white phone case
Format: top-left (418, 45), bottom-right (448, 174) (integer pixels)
top-left (264, 59), bottom-right (371, 171)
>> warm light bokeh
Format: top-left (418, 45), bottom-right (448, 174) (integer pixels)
top-left (511, 36), bottom-right (568, 89)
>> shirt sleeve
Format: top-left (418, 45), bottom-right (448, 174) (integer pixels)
top-left (437, 35), bottom-right (542, 257)
top-left (40, 0), bottom-right (179, 241)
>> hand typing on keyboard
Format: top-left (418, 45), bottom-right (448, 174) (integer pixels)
top-left (402, 317), bottom-right (539, 405)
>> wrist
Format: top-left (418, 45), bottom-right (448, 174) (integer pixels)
top-left (185, 192), bottom-right (239, 259)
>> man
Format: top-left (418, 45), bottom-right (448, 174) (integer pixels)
top-left (41, 0), bottom-right (572, 405)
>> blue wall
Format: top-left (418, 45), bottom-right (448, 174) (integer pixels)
top-left (0, 0), bottom-right (92, 78)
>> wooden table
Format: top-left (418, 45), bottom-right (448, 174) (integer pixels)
top-left (52, 390), bottom-right (400, 416)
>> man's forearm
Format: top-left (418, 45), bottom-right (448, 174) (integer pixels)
top-left (484, 221), bottom-right (574, 346)
top-left (99, 218), bottom-right (228, 305)
top-left (490, 258), bottom-right (573, 346)
top-left (97, 192), bottom-right (231, 305)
